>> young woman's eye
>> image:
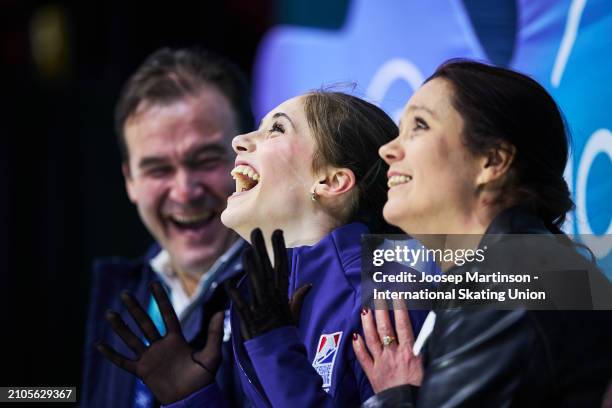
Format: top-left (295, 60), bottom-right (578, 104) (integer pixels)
top-left (413, 117), bottom-right (429, 131)
top-left (269, 122), bottom-right (285, 134)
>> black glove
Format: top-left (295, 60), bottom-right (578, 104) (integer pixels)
top-left (96, 282), bottom-right (224, 405)
top-left (225, 228), bottom-right (312, 340)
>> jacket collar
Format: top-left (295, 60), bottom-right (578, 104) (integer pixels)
top-left (287, 222), bottom-right (369, 268)
top-left (479, 206), bottom-right (550, 250)
top-left (484, 205), bottom-right (550, 235)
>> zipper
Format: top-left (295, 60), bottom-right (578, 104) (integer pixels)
top-left (232, 274), bottom-right (270, 407)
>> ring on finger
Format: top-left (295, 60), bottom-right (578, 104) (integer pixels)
top-left (382, 335), bottom-right (396, 347)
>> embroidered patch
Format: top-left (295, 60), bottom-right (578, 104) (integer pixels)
top-left (312, 331), bottom-right (343, 392)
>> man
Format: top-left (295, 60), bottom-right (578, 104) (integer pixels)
top-left (82, 47), bottom-right (253, 408)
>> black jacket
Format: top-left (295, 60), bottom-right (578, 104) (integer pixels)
top-left (363, 207), bottom-right (612, 407)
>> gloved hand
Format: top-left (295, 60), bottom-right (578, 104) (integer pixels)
top-left (225, 228), bottom-right (311, 340)
top-left (96, 282), bottom-right (224, 405)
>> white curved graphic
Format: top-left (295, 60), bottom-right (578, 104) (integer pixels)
top-left (576, 128), bottom-right (612, 257)
top-left (367, 58), bottom-right (425, 120)
top-left (551, 0), bottom-right (587, 87)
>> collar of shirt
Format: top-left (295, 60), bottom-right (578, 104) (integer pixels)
top-left (149, 239), bottom-right (244, 320)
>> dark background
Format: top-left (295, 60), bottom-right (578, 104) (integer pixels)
top-left (0, 0), bottom-right (514, 400)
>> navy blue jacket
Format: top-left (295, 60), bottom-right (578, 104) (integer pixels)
top-left (168, 223), bottom-right (430, 407)
top-left (81, 242), bottom-right (245, 408)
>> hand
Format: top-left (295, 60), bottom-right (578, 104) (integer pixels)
top-left (352, 300), bottom-right (423, 393)
top-left (96, 282), bottom-right (224, 405)
top-left (225, 228), bottom-right (311, 340)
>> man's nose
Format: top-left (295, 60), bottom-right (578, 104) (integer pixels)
top-left (169, 170), bottom-right (204, 203)
top-left (232, 131), bottom-right (257, 153)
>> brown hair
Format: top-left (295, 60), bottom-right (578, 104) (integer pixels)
top-left (114, 47), bottom-right (254, 162)
top-left (303, 91), bottom-right (400, 234)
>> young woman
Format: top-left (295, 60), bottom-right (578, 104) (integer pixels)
top-left (352, 60), bottom-right (612, 407)
top-left (98, 91), bottom-right (430, 407)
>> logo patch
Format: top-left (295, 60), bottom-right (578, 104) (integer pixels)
top-left (312, 331), bottom-right (343, 392)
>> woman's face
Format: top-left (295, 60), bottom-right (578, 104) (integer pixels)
top-left (379, 78), bottom-right (482, 234)
top-left (221, 95), bottom-right (319, 237)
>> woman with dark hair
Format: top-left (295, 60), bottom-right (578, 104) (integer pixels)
top-left (98, 91), bottom-right (430, 407)
top-left (353, 60), bottom-right (612, 407)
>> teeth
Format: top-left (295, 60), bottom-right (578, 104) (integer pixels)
top-left (231, 164), bottom-right (261, 182)
top-left (171, 212), bottom-right (212, 224)
top-left (231, 164), bottom-right (261, 193)
top-left (388, 175), bottom-right (412, 188)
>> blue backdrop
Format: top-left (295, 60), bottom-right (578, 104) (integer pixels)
top-left (252, 0), bottom-right (612, 275)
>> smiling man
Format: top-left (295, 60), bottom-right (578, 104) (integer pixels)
top-left (82, 47), bottom-right (253, 408)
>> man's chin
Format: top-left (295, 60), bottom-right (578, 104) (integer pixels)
top-left (170, 246), bottom-right (229, 276)
top-left (164, 220), bottom-right (235, 271)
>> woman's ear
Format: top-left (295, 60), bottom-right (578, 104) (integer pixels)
top-left (475, 142), bottom-right (516, 187)
top-left (313, 167), bottom-right (356, 199)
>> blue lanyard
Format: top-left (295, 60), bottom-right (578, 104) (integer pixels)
top-left (131, 290), bottom-right (168, 408)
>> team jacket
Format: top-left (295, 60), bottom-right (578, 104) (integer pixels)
top-left (168, 223), bottom-right (430, 408)
top-left (81, 242), bottom-right (246, 408)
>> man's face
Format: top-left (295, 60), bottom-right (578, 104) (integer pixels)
top-left (123, 87), bottom-right (237, 276)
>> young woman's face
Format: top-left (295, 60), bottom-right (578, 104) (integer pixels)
top-left (221, 95), bottom-right (319, 237)
top-left (379, 78), bottom-right (482, 234)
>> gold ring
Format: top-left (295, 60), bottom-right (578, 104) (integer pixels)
top-left (382, 335), bottom-right (396, 346)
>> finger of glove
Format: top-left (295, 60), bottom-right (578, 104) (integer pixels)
top-left (105, 310), bottom-right (146, 355)
top-left (290, 283), bottom-right (312, 324)
top-left (120, 291), bottom-right (161, 343)
top-left (96, 341), bottom-right (137, 374)
top-left (205, 311), bottom-right (225, 350)
top-left (150, 282), bottom-right (181, 334)
top-left (243, 249), bottom-right (264, 308)
top-left (195, 311), bottom-right (225, 371)
top-left (224, 281), bottom-right (254, 340)
top-left (250, 228), bottom-right (274, 284)
top-left (239, 317), bottom-right (252, 341)
top-left (272, 229), bottom-right (289, 294)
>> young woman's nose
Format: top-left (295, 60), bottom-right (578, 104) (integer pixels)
top-left (232, 131), bottom-right (257, 153)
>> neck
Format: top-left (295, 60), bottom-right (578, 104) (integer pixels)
top-left (407, 201), bottom-right (510, 272)
top-left (240, 212), bottom-right (339, 266)
top-left (172, 230), bottom-right (239, 297)
top-left (176, 272), bottom-right (201, 297)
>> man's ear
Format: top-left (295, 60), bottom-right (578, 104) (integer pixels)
top-left (475, 142), bottom-right (516, 187)
top-left (314, 167), bottom-right (356, 199)
top-left (122, 162), bottom-right (138, 203)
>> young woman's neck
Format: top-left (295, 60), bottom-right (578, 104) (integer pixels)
top-left (240, 212), bottom-right (340, 266)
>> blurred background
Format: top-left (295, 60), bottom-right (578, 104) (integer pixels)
top-left (1, 0), bottom-right (610, 399)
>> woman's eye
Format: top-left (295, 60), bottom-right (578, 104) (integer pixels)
top-left (413, 117), bottom-right (429, 131)
top-left (269, 122), bottom-right (285, 134)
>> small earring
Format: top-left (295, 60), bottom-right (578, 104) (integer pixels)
top-left (310, 190), bottom-right (318, 202)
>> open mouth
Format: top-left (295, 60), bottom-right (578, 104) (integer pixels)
top-left (387, 174), bottom-right (412, 188)
top-left (168, 211), bottom-right (215, 231)
top-left (230, 164), bottom-right (260, 194)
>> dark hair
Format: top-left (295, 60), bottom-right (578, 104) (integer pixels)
top-left (303, 91), bottom-right (401, 234)
top-left (426, 60), bottom-right (574, 233)
top-left (114, 47), bottom-right (254, 162)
